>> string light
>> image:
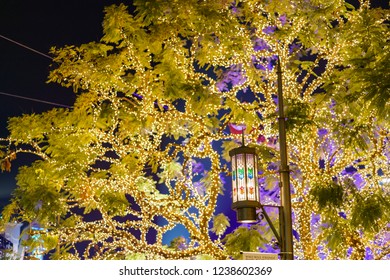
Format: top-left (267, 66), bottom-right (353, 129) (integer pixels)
top-left (1, 1), bottom-right (389, 260)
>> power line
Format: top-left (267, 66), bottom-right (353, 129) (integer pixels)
top-left (0, 35), bottom-right (71, 109)
top-left (0, 34), bottom-right (53, 60)
top-left (0, 91), bottom-right (72, 108)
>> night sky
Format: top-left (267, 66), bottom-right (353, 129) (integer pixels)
top-left (0, 0), bottom-right (126, 211)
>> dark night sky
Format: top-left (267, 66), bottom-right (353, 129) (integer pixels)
top-left (0, 0), bottom-right (126, 210)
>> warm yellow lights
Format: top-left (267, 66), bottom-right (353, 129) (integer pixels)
top-left (0, 1), bottom-right (388, 260)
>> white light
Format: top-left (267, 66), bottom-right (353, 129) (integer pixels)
top-left (379, 178), bottom-right (390, 185)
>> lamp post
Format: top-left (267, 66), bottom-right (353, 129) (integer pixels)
top-left (229, 58), bottom-right (294, 260)
top-left (276, 57), bottom-right (294, 260)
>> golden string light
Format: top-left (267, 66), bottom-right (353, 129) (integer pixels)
top-left (0, 0), bottom-right (388, 260)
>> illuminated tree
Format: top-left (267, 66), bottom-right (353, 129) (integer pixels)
top-left (1, 0), bottom-right (389, 259)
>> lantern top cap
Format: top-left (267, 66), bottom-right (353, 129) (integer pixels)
top-left (229, 145), bottom-right (257, 157)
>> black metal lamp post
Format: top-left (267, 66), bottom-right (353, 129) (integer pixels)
top-left (276, 57), bottom-right (294, 260)
top-left (229, 58), bottom-right (294, 260)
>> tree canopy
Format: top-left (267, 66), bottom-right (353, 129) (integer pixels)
top-left (1, 0), bottom-right (389, 260)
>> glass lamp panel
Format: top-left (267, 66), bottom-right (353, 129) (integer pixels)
top-left (231, 155), bottom-right (237, 203)
top-left (254, 154), bottom-right (259, 202)
top-left (236, 154), bottom-right (246, 201)
top-left (246, 153), bottom-right (256, 201)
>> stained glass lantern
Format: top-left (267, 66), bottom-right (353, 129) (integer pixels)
top-left (230, 145), bottom-right (260, 223)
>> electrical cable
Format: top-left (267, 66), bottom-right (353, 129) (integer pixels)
top-left (0, 35), bottom-right (72, 108)
top-left (0, 35), bottom-right (73, 109)
top-left (0, 34), bottom-right (53, 60)
top-left (0, 91), bottom-right (72, 108)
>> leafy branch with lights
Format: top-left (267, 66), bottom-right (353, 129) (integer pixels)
top-left (0, 0), bottom-right (389, 260)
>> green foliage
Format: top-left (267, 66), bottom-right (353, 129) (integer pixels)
top-left (42, 234), bottom-right (59, 252)
top-left (351, 193), bottom-right (389, 233)
top-left (0, 248), bottom-right (18, 260)
top-left (251, 144), bottom-right (277, 161)
top-left (158, 159), bottom-right (183, 183)
top-left (263, 175), bottom-right (279, 191)
top-left (221, 140), bottom-right (240, 162)
top-left (223, 226), bottom-right (266, 259)
top-left (326, 227), bottom-right (344, 252)
top-left (285, 99), bottom-right (315, 133)
top-left (211, 213), bottom-right (230, 236)
top-left (135, 177), bottom-right (156, 194)
top-left (200, 170), bottom-right (225, 195)
top-left (0, 201), bottom-right (17, 228)
top-left (321, 220), bottom-right (347, 255)
top-left (13, 163), bottom-right (67, 224)
top-left (195, 254), bottom-right (215, 260)
top-left (325, 5), bottom-right (390, 120)
top-left (99, 191), bottom-right (130, 216)
top-left (125, 252), bottom-right (147, 260)
top-left (168, 236), bottom-right (187, 251)
top-left (102, 4), bottom-right (136, 44)
top-left (310, 182), bottom-right (344, 210)
top-left (49, 244), bottom-right (76, 260)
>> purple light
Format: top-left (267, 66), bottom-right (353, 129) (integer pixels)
top-left (289, 42), bottom-right (301, 54)
top-left (193, 181), bottom-right (206, 196)
top-left (257, 134), bottom-right (266, 143)
top-left (219, 174), bottom-right (226, 185)
top-left (253, 38), bottom-right (271, 51)
top-left (268, 162), bottom-right (278, 171)
top-left (318, 128), bottom-right (328, 137)
top-left (279, 14), bottom-right (288, 26)
top-left (191, 160), bottom-right (204, 174)
top-left (261, 243), bottom-right (280, 254)
top-left (365, 247), bottom-right (374, 260)
top-left (346, 247), bottom-right (353, 258)
top-left (338, 212), bottom-right (347, 219)
top-left (318, 246), bottom-right (327, 259)
top-left (216, 65), bottom-right (247, 92)
top-left (132, 92), bottom-right (143, 99)
top-left (352, 173), bottom-right (365, 190)
top-left (292, 229), bottom-right (300, 241)
top-left (311, 213), bottom-right (321, 224)
top-left (262, 26), bottom-right (276, 35)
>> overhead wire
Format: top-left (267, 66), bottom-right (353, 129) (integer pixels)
top-left (0, 34), bottom-right (53, 60)
top-left (0, 91), bottom-right (72, 108)
top-left (0, 34), bottom-right (73, 109)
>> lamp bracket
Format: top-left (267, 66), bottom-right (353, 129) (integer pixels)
top-left (259, 205), bottom-right (282, 245)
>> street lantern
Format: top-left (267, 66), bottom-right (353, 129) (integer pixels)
top-left (229, 143), bottom-right (260, 223)
top-left (228, 58), bottom-right (294, 259)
